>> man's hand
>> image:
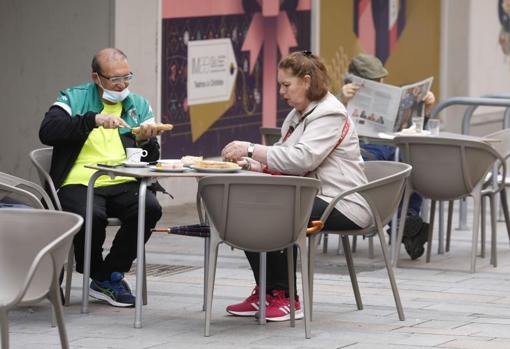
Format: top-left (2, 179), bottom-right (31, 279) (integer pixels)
top-left (423, 91), bottom-right (436, 114)
top-left (134, 124), bottom-right (165, 141)
top-left (95, 114), bottom-right (130, 129)
top-left (221, 141), bottom-right (250, 162)
top-left (340, 83), bottom-right (361, 105)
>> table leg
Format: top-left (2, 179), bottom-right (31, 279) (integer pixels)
top-left (82, 171), bottom-right (105, 314)
top-left (390, 147), bottom-right (400, 260)
top-left (258, 252), bottom-right (267, 325)
top-left (134, 179), bottom-right (147, 328)
top-left (438, 201), bottom-right (445, 254)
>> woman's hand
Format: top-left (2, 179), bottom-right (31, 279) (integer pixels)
top-left (221, 141), bottom-right (250, 161)
top-left (237, 157), bottom-right (263, 172)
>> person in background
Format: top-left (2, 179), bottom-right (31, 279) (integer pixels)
top-left (39, 48), bottom-right (163, 307)
top-left (221, 51), bottom-right (373, 322)
top-left (340, 53), bottom-right (436, 260)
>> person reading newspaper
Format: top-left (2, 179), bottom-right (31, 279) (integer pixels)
top-left (340, 53), bottom-right (436, 260)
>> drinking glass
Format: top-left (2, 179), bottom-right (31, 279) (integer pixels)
top-left (412, 116), bottom-right (424, 133)
top-left (427, 119), bottom-right (440, 136)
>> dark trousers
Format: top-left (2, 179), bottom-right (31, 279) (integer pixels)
top-left (58, 182), bottom-right (162, 281)
top-left (245, 197), bottom-right (361, 296)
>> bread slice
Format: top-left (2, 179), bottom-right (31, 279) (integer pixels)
top-left (194, 160), bottom-right (240, 169)
top-left (181, 156), bottom-right (203, 166)
top-left (132, 123), bottom-right (174, 134)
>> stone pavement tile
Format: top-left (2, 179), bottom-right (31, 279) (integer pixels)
top-left (452, 323), bottom-right (510, 339)
top-left (439, 338), bottom-right (510, 349)
top-left (393, 320), bottom-right (476, 336)
top-left (470, 316), bottom-right (510, 325)
top-left (390, 333), bottom-right (460, 347)
top-left (9, 331), bottom-right (62, 349)
top-left (340, 345), bottom-right (433, 349)
top-left (425, 302), bottom-right (510, 318)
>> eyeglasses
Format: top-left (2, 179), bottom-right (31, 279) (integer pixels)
top-left (97, 71), bottom-right (134, 84)
top-left (302, 50), bottom-right (313, 57)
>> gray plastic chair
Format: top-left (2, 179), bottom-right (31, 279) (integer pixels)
top-left (307, 161), bottom-right (411, 321)
top-left (259, 127), bottom-right (281, 146)
top-left (198, 175), bottom-right (320, 338)
top-left (0, 208), bottom-right (83, 349)
top-left (394, 135), bottom-right (505, 272)
top-left (476, 129), bottom-right (510, 263)
top-left (441, 129), bottom-right (510, 259)
top-left (29, 148), bottom-right (147, 306)
top-left (0, 171), bottom-right (54, 210)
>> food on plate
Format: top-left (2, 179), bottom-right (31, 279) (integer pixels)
top-left (131, 123), bottom-right (174, 134)
top-left (194, 160), bottom-right (241, 169)
top-left (181, 155), bottom-right (203, 166)
top-left (156, 160), bottom-right (183, 169)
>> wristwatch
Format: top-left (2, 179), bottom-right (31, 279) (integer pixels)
top-left (247, 143), bottom-right (255, 158)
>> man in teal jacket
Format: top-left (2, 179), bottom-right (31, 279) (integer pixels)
top-left (39, 48), bottom-right (163, 307)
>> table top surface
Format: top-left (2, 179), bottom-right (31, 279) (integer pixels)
top-left (85, 164), bottom-right (267, 178)
top-left (359, 131), bottom-right (499, 143)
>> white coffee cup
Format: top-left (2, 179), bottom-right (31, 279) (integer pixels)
top-left (126, 148), bottom-right (148, 163)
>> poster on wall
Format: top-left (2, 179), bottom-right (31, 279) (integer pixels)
top-left (187, 39), bottom-right (238, 106)
top-left (320, 0), bottom-right (440, 99)
top-left (161, 0), bottom-right (311, 158)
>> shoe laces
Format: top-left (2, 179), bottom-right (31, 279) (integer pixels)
top-left (109, 272), bottom-right (131, 296)
top-left (245, 286), bottom-right (260, 303)
top-left (270, 290), bottom-right (290, 307)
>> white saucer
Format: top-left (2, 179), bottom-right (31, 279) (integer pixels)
top-left (190, 165), bottom-right (241, 173)
top-left (395, 130), bottom-right (431, 136)
top-left (122, 161), bottom-right (149, 168)
top-left (149, 165), bottom-right (188, 173)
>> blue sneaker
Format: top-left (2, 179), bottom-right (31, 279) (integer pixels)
top-left (89, 272), bottom-right (135, 307)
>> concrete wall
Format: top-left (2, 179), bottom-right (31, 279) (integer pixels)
top-left (115, 0), bottom-right (196, 207)
top-left (114, 0), bottom-right (160, 115)
top-left (0, 0), bottom-right (113, 180)
top-left (441, 0), bottom-right (510, 136)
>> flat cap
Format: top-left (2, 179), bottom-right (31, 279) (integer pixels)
top-left (348, 54), bottom-right (388, 80)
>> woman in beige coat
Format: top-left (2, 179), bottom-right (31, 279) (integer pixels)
top-left (221, 51), bottom-right (372, 322)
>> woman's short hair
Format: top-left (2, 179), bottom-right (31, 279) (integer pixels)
top-left (278, 51), bottom-right (330, 101)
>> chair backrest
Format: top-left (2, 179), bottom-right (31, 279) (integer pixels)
top-left (360, 161), bottom-right (412, 227)
top-left (0, 209), bottom-right (82, 306)
top-left (483, 129), bottom-right (510, 189)
top-left (0, 171), bottom-right (54, 209)
top-left (394, 136), bottom-right (501, 201)
top-left (198, 175), bottom-right (320, 251)
top-left (484, 128), bottom-right (510, 162)
top-left (29, 147), bottom-right (122, 226)
top-left (259, 127), bottom-right (281, 146)
top-left (29, 147), bottom-right (62, 210)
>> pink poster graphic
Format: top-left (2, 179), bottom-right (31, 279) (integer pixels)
top-left (161, 0), bottom-right (311, 158)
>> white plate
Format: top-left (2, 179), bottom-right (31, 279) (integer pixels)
top-left (122, 161), bottom-right (149, 168)
top-left (190, 165), bottom-right (241, 173)
top-left (395, 130), bottom-right (431, 136)
top-left (149, 166), bottom-right (188, 173)
top-left (157, 159), bottom-right (182, 164)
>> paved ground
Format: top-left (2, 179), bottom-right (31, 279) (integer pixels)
top-left (8, 201), bottom-right (510, 349)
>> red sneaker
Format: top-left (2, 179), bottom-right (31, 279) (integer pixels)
top-left (226, 286), bottom-right (271, 317)
top-left (263, 289), bottom-right (303, 322)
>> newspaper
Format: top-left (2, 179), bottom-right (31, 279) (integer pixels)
top-left (345, 75), bottom-right (434, 137)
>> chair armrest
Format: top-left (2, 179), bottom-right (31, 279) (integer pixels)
top-left (306, 220), bottom-right (324, 236)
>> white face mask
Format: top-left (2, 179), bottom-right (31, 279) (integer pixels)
top-left (97, 79), bottom-right (130, 103)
